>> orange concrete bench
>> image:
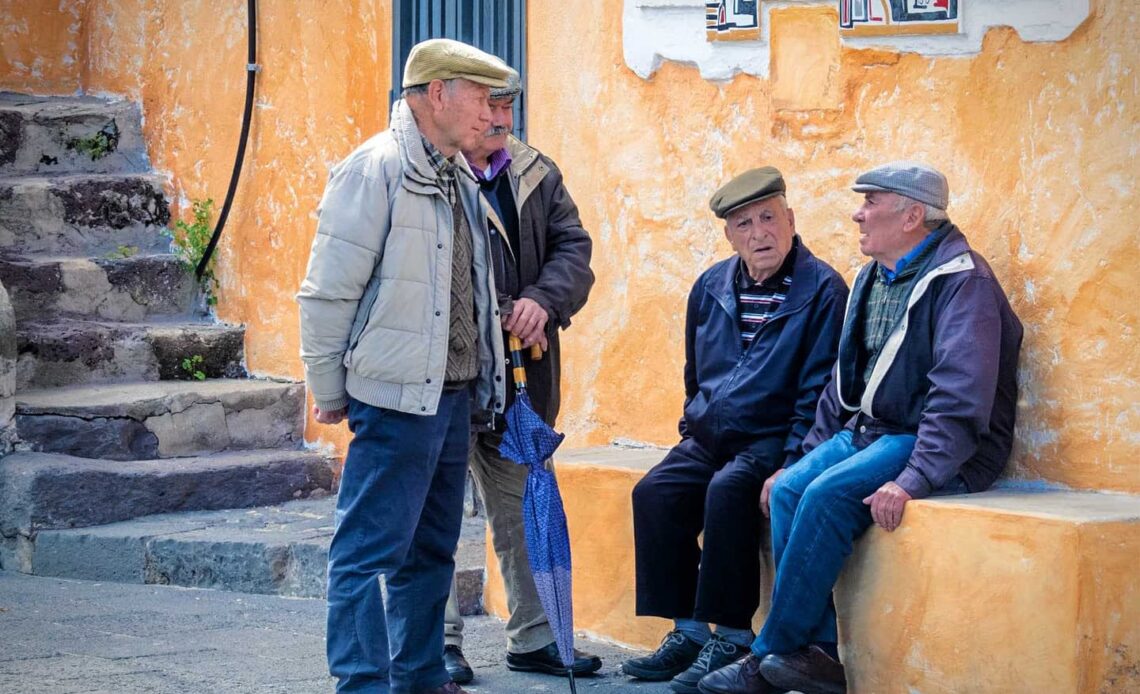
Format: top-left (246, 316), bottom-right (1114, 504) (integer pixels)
top-left (483, 446), bottom-right (1140, 693)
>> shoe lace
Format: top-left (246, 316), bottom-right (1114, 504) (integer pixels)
top-left (657, 629), bottom-right (689, 654)
top-left (693, 634), bottom-right (740, 670)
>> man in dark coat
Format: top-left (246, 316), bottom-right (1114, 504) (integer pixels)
top-left (698, 162), bottom-right (1024, 694)
top-left (442, 67), bottom-right (600, 684)
top-left (621, 167), bottom-right (849, 694)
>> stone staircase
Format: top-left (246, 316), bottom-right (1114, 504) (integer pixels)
top-left (0, 93), bottom-right (355, 597)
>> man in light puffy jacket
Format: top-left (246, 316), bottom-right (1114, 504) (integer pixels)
top-left (297, 39), bottom-right (509, 694)
top-left (698, 162), bottom-right (1023, 694)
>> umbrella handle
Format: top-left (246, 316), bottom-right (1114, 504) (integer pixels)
top-left (508, 334), bottom-right (529, 389)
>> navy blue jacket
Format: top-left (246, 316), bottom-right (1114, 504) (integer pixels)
top-left (804, 224), bottom-right (1024, 498)
top-left (682, 238), bottom-right (848, 469)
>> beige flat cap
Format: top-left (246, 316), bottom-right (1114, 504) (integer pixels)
top-left (403, 38), bottom-right (511, 89)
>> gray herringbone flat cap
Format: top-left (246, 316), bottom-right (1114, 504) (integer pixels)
top-left (852, 161), bottom-right (950, 210)
top-left (403, 38), bottom-right (511, 89)
top-left (709, 166), bottom-right (786, 219)
top-left (491, 67), bottom-right (522, 100)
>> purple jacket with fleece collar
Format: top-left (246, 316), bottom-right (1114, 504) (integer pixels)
top-left (802, 224), bottom-right (1024, 498)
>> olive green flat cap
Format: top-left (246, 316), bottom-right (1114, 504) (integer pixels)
top-left (709, 166), bottom-right (787, 219)
top-left (403, 38), bottom-right (511, 89)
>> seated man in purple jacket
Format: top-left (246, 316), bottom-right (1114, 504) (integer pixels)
top-left (698, 162), bottom-right (1024, 694)
top-left (622, 167), bottom-right (848, 693)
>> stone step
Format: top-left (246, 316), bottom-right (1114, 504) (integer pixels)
top-left (0, 253), bottom-right (196, 322)
top-left (22, 497), bottom-right (489, 608)
top-left (16, 317), bottom-right (245, 390)
top-left (487, 446), bottom-right (1140, 693)
top-left (0, 173), bottom-right (171, 255)
top-left (0, 449), bottom-right (336, 540)
top-left (0, 93), bottom-right (148, 175)
top-left (14, 379), bottom-right (305, 460)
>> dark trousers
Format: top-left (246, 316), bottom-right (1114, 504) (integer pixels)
top-left (326, 390), bottom-right (470, 694)
top-left (632, 436), bottom-right (777, 630)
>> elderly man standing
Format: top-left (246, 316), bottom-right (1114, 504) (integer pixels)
top-left (440, 68), bottom-right (599, 684)
top-left (698, 162), bottom-right (1024, 694)
top-left (622, 168), bottom-right (848, 693)
top-left (297, 39), bottom-right (510, 694)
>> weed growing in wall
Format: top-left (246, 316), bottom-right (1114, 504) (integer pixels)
top-left (179, 354), bottom-right (207, 381)
top-left (67, 121), bottom-right (120, 160)
top-left (170, 197), bottom-right (219, 307)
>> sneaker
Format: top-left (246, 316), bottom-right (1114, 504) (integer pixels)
top-left (670, 633), bottom-right (750, 693)
top-left (621, 629), bottom-right (705, 681)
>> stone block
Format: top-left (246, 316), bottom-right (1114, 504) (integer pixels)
top-left (147, 401), bottom-right (231, 457)
top-left (0, 93), bottom-right (148, 176)
top-left (486, 447), bottom-right (1140, 693)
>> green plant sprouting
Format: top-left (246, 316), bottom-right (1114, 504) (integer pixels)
top-left (170, 197), bottom-right (218, 307)
top-left (180, 354), bottom-right (207, 381)
top-left (67, 121), bottom-right (120, 160)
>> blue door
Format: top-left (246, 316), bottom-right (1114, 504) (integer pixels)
top-left (393, 0), bottom-right (527, 141)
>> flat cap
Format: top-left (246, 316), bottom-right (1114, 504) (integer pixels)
top-left (852, 161), bottom-right (949, 210)
top-left (490, 67), bottom-right (522, 100)
top-left (709, 166), bottom-right (787, 219)
top-left (403, 38), bottom-right (511, 89)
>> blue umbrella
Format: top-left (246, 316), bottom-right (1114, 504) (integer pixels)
top-left (499, 334), bottom-right (578, 694)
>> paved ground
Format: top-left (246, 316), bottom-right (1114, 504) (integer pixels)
top-left (0, 570), bottom-right (673, 694)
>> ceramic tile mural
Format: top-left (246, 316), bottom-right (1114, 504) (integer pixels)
top-left (706, 1), bottom-right (761, 41)
top-left (840, 0), bottom-right (960, 36)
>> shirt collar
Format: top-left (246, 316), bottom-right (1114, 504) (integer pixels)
top-left (879, 226), bottom-right (946, 284)
top-left (420, 134), bottom-right (455, 180)
top-left (474, 148), bottom-right (512, 182)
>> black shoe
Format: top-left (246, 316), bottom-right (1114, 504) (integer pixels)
top-left (443, 645), bottom-right (474, 685)
top-left (697, 654), bottom-right (782, 694)
top-left (670, 633), bottom-right (750, 693)
top-left (621, 629), bottom-right (705, 681)
top-left (505, 642), bottom-right (602, 676)
top-left (759, 645), bottom-right (846, 694)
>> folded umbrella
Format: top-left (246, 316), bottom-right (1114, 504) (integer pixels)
top-left (499, 334), bottom-right (578, 694)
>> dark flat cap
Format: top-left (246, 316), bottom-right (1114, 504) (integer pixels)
top-left (852, 161), bottom-right (949, 210)
top-left (491, 67), bottom-right (522, 100)
top-left (710, 167), bottom-right (786, 219)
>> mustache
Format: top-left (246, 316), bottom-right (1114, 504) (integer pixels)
top-left (484, 125), bottom-right (509, 137)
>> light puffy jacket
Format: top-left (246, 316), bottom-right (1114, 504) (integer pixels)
top-left (297, 99), bottom-right (506, 417)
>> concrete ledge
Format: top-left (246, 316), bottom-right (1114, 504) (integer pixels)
top-left (485, 446), bottom-right (1140, 693)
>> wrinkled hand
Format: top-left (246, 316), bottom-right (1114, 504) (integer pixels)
top-left (760, 468), bottom-right (785, 518)
top-left (312, 405), bottom-right (347, 425)
top-left (862, 481), bottom-right (912, 532)
top-left (502, 297), bottom-right (549, 351)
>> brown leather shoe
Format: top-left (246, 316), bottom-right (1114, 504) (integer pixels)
top-left (696, 654), bottom-right (781, 694)
top-left (418, 681), bottom-right (467, 694)
top-left (759, 645), bottom-right (846, 694)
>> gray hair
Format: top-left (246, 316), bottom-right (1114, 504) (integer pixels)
top-left (401, 79), bottom-right (459, 100)
top-left (893, 194), bottom-right (948, 226)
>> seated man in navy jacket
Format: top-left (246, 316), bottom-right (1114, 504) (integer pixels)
top-left (622, 167), bottom-right (848, 693)
top-left (698, 162), bottom-right (1024, 694)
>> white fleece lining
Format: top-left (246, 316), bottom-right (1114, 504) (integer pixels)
top-left (860, 253), bottom-right (975, 418)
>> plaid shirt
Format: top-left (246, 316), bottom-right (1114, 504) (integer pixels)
top-left (421, 134), bottom-right (457, 201)
top-left (862, 227), bottom-right (948, 384)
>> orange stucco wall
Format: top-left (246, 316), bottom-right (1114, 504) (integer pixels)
top-left (1, 1), bottom-right (1137, 492)
top-left (526, 0), bottom-right (1139, 494)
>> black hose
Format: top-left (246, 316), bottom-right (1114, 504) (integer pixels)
top-left (196, 0), bottom-right (258, 280)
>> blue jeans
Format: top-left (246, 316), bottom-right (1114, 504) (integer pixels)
top-left (327, 391), bottom-right (470, 693)
top-left (752, 429), bottom-right (916, 657)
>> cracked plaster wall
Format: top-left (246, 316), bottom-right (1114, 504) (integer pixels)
top-left (0, 1), bottom-right (1136, 493)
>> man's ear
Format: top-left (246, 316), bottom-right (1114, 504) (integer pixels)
top-left (904, 202), bottom-right (925, 233)
top-left (786, 206), bottom-right (796, 232)
top-left (426, 79), bottom-right (446, 112)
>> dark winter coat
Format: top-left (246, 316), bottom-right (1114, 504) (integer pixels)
top-left (682, 239), bottom-right (848, 469)
top-left (483, 136), bottom-right (594, 425)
